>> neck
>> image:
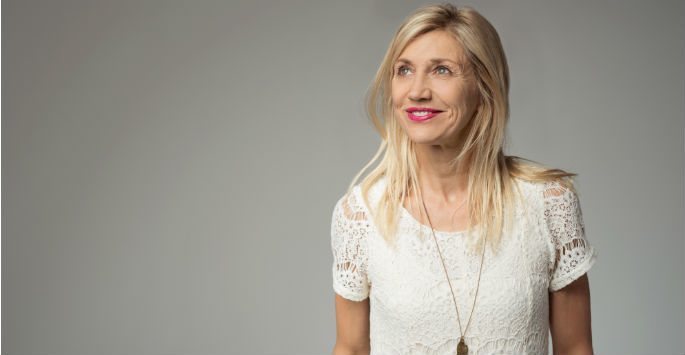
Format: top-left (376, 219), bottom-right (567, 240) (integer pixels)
top-left (413, 143), bottom-right (472, 203)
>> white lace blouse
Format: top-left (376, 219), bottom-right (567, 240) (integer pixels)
top-left (330, 176), bottom-right (598, 354)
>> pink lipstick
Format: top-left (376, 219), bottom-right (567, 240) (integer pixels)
top-left (406, 107), bottom-right (443, 122)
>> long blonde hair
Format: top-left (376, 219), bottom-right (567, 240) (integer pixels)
top-left (345, 3), bottom-right (577, 254)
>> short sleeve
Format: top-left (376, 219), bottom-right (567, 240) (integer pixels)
top-left (330, 189), bottom-right (370, 301)
top-left (543, 180), bottom-right (598, 292)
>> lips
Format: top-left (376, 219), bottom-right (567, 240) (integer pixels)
top-left (406, 107), bottom-right (443, 122)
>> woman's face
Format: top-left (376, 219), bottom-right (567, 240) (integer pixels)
top-left (391, 30), bottom-right (481, 147)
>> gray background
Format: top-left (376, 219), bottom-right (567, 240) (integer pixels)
top-left (3, 0), bottom-right (683, 354)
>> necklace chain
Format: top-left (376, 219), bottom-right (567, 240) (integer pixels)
top-left (419, 189), bottom-right (487, 353)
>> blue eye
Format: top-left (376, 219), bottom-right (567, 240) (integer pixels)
top-left (394, 65), bottom-right (452, 76)
top-left (436, 65), bottom-right (452, 75)
top-left (396, 65), bottom-right (410, 76)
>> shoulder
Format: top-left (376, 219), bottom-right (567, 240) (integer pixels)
top-left (331, 180), bottom-right (377, 232)
top-left (334, 177), bottom-right (387, 217)
top-left (508, 176), bottom-right (546, 209)
top-left (511, 176), bottom-right (579, 205)
top-left (332, 187), bottom-right (365, 226)
top-left (535, 177), bottom-right (587, 246)
top-left (508, 177), bottom-right (583, 232)
top-left (540, 178), bottom-right (582, 218)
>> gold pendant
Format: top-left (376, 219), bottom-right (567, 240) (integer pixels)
top-left (457, 337), bottom-right (468, 355)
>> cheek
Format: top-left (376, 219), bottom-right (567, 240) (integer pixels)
top-left (465, 82), bottom-right (481, 107)
top-left (390, 83), bottom-right (404, 107)
top-left (451, 86), bottom-right (480, 114)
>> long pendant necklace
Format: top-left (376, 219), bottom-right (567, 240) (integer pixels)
top-left (419, 190), bottom-right (487, 355)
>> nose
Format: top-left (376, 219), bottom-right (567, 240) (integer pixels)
top-left (408, 73), bottom-right (431, 102)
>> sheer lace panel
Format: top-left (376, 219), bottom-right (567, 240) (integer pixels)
top-left (543, 180), bottom-right (597, 291)
top-left (331, 190), bottom-right (370, 301)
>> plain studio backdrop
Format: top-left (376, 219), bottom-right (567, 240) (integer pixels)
top-left (2, 0), bottom-right (683, 354)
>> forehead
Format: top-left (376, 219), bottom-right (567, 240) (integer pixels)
top-left (396, 30), bottom-right (467, 64)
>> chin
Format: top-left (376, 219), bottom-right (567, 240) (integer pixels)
top-left (405, 132), bottom-right (442, 145)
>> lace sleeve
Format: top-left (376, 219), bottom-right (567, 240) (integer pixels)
top-left (543, 180), bottom-right (598, 292)
top-left (330, 189), bottom-right (370, 302)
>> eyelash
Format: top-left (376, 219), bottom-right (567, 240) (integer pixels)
top-left (395, 65), bottom-right (453, 76)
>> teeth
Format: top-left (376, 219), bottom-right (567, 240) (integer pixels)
top-left (413, 111), bottom-right (431, 116)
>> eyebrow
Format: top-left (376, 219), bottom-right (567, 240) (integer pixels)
top-left (395, 58), bottom-right (461, 66)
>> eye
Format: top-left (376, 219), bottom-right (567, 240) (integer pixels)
top-left (435, 65), bottom-right (452, 75)
top-left (396, 65), bottom-right (411, 76)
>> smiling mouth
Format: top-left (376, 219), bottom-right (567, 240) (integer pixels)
top-left (406, 110), bottom-right (442, 122)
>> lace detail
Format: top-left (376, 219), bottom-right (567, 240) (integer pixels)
top-left (543, 180), bottom-right (597, 292)
top-left (331, 189), bottom-right (370, 302)
top-left (330, 177), bottom-right (598, 354)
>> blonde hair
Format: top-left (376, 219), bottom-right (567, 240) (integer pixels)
top-left (345, 3), bottom-right (577, 254)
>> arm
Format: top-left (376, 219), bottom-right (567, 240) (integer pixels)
top-left (543, 180), bottom-right (598, 354)
top-left (332, 294), bottom-right (370, 355)
top-left (330, 190), bottom-right (371, 354)
top-left (549, 273), bottom-right (594, 355)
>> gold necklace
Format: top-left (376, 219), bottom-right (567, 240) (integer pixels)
top-left (419, 191), bottom-right (487, 355)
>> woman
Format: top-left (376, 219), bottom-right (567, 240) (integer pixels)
top-left (330, 3), bottom-right (598, 355)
